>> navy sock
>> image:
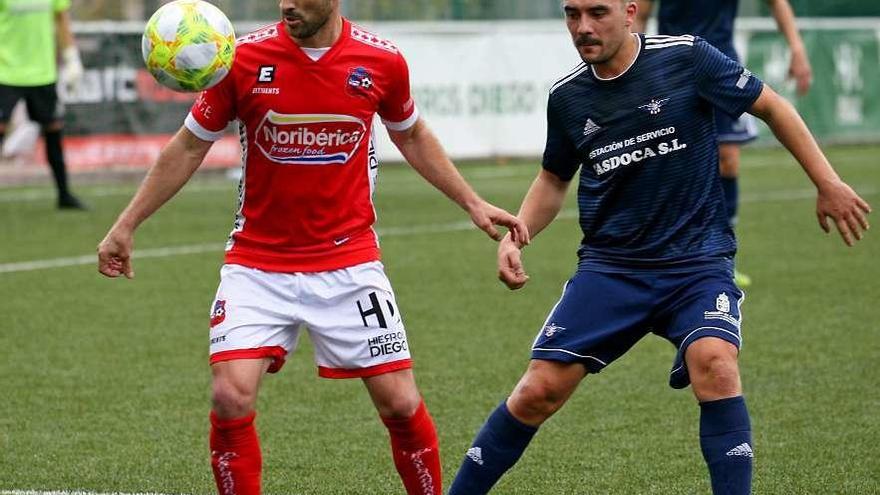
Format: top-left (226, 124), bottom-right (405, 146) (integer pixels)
top-left (448, 401), bottom-right (538, 495)
top-left (700, 396), bottom-right (753, 495)
top-left (720, 177), bottom-right (739, 228)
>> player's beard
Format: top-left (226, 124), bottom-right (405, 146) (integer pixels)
top-left (282, 4), bottom-right (332, 40)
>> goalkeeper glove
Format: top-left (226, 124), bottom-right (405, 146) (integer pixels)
top-left (59, 45), bottom-right (84, 99)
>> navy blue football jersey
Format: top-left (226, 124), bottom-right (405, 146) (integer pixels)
top-left (543, 34), bottom-right (763, 267)
top-left (656, 0), bottom-right (740, 60)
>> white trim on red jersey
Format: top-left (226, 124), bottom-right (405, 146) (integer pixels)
top-left (185, 112), bottom-right (225, 142)
top-left (382, 105), bottom-right (420, 132)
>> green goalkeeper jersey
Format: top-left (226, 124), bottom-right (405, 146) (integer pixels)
top-left (0, 0), bottom-right (70, 86)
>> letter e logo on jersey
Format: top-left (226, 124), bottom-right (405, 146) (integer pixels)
top-left (210, 300), bottom-right (226, 327)
top-left (255, 111), bottom-right (367, 165)
top-left (258, 65), bottom-right (276, 83)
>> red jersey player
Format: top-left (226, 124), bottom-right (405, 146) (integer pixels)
top-left (97, 1), bottom-right (528, 494)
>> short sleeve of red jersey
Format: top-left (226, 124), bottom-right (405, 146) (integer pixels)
top-left (184, 74), bottom-right (237, 142)
top-left (378, 52), bottom-right (419, 132)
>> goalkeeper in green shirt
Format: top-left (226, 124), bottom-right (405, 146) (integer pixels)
top-left (0, 0), bottom-right (85, 209)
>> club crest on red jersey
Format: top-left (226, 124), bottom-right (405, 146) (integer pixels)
top-left (210, 300), bottom-right (226, 327)
top-left (255, 110), bottom-right (367, 165)
top-left (346, 67), bottom-right (374, 97)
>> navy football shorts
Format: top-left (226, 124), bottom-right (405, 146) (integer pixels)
top-left (715, 109), bottom-right (758, 144)
top-left (531, 260), bottom-right (744, 389)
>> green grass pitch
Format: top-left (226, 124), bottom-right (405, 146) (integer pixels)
top-left (0, 144), bottom-right (877, 494)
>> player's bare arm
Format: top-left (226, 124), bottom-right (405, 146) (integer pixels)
top-left (97, 127), bottom-right (214, 278)
top-left (748, 85), bottom-right (871, 246)
top-left (388, 117), bottom-right (529, 244)
top-left (498, 169), bottom-right (571, 290)
top-left (765, 0), bottom-right (812, 95)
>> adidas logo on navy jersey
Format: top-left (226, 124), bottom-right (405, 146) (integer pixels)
top-left (583, 119), bottom-right (601, 137)
top-left (726, 443), bottom-right (754, 457)
top-left (639, 98), bottom-right (670, 115)
top-left (466, 447), bottom-right (484, 465)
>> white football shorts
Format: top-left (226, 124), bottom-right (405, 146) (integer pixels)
top-left (208, 261), bottom-right (412, 378)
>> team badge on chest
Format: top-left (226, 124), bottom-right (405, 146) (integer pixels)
top-left (347, 67), bottom-right (374, 96)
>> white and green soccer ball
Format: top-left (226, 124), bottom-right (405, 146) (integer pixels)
top-left (142, 0), bottom-right (236, 92)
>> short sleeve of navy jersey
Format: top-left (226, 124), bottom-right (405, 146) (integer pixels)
top-left (542, 95), bottom-right (580, 181)
top-left (693, 37), bottom-right (763, 118)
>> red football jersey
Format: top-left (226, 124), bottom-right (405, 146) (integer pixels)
top-left (186, 19), bottom-right (418, 273)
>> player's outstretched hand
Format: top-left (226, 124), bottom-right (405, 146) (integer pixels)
top-left (816, 179), bottom-right (872, 246)
top-left (468, 200), bottom-right (530, 245)
top-left (789, 50), bottom-right (812, 96)
top-left (97, 229), bottom-right (135, 279)
top-left (498, 234), bottom-right (529, 290)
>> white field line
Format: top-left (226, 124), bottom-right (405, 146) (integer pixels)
top-left (0, 186), bottom-right (875, 275)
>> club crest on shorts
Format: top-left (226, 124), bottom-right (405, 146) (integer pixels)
top-left (210, 300), bottom-right (227, 327)
top-left (347, 67), bottom-right (374, 96)
top-left (704, 292), bottom-right (739, 327)
top-left (716, 292), bottom-right (731, 313)
top-left (543, 322), bottom-right (565, 338)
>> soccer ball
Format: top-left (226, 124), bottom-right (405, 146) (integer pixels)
top-left (142, 0), bottom-right (236, 92)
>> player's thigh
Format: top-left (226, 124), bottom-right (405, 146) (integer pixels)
top-left (0, 84), bottom-right (24, 128)
top-left (530, 270), bottom-right (654, 374)
top-left (300, 261), bottom-right (413, 379)
top-left (718, 143), bottom-right (741, 177)
top-left (658, 267), bottom-right (744, 389)
top-left (715, 111), bottom-right (757, 177)
top-left (209, 264), bottom-right (303, 374)
top-left (23, 84), bottom-right (63, 129)
top-left (363, 368), bottom-right (421, 418)
top-left (211, 357), bottom-right (273, 410)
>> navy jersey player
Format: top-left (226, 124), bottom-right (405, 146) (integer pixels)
top-left (634, 0), bottom-right (813, 287)
top-left (448, 1), bottom-right (870, 494)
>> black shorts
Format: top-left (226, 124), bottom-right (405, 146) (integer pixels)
top-left (0, 83), bottom-right (62, 126)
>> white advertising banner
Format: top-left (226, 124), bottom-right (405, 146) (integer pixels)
top-left (367, 21), bottom-right (581, 162)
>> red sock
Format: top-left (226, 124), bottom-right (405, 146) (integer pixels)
top-left (381, 401), bottom-right (442, 495)
top-left (210, 411), bottom-right (262, 495)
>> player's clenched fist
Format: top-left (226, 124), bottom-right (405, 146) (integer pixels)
top-left (97, 229), bottom-right (135, 279)
top-left (497, 234), bottom-right (529, 290)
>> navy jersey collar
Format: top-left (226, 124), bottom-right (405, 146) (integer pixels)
top-left (590, 33), bottom-right (643, 82)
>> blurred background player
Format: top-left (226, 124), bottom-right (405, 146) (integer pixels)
top-left (633, 0), bottom-right (813, 287)
top-left (98, 1), bottom-right (528, 494)
top-left (449, 0), bottom-right (869, 493)
top-left (0, 0), bottom-right (85, 209)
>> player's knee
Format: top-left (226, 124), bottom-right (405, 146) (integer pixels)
top-left (510, 378), bottom-right (567, 421)
top-left (375, 392), bottom-right (421, 419)
top-left (211, 379), bottom-right (257, 417)
top-left (690, 351), bottom-right (741, 397)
